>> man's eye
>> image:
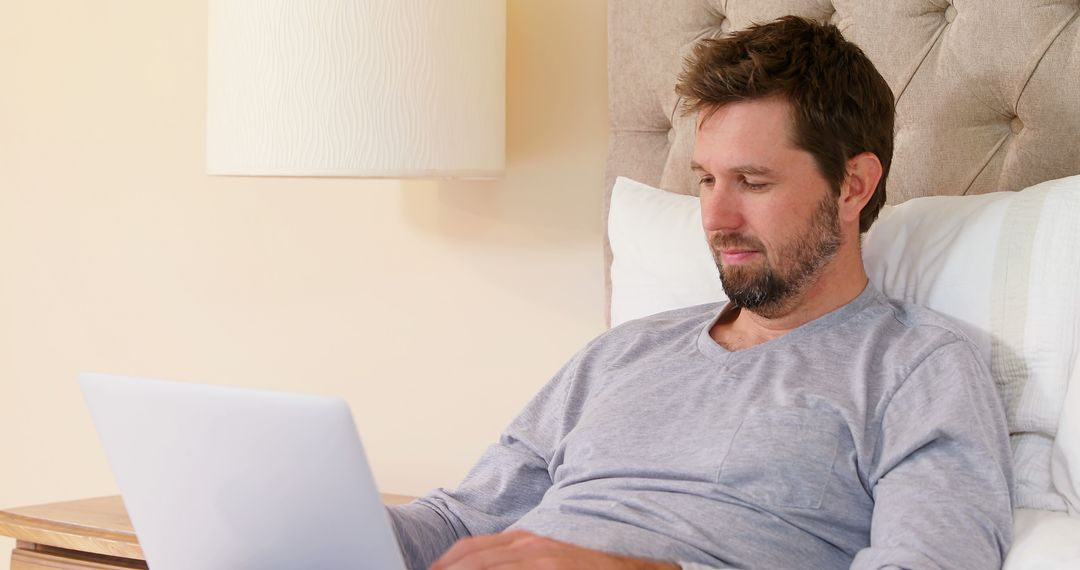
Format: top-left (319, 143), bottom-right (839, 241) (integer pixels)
top-left (741, 179), bottom-right (768, 191)
top-left (698, 176), bottom-right (715, 186)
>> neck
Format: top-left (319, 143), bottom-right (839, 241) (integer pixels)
top-left (711, 241), bottom-right (869, 350)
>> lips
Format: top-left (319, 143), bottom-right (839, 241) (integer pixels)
top-left (719, 249), bottom-right (760, 264)
top-left (710, 233), bottom-right (765, 266)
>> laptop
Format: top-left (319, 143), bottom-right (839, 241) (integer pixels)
top-left (80, 372), bottom-right (408, 570)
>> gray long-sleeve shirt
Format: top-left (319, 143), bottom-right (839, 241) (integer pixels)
top-left (389, 285), bottom-right (1014, 569)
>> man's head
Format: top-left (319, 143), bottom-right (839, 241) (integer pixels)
top-left (677, 16), bottom-right (894, 232)
top-left (675, 17), bottom-right (895, 317)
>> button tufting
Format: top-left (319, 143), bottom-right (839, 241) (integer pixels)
top-left (944, 4), bottom-right (957, 23)
top-left (1010, 117), bottom-right (1024, 134)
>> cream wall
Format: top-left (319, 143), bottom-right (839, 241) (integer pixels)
top-left (0, 1), bottom-right (608, 565)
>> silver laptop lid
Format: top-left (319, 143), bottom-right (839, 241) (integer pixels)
top-left (80, 372), bottom-right (406, 570)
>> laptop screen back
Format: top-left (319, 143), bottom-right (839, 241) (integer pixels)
top-left (80, 373), bottom-right (406, 570)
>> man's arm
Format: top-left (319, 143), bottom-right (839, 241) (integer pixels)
top-left (387, 438), bottom-right (556, 568)
top-left (388, 350), bottom-right (589, 570)
top-left (389, 335), bottom-right (735, 570)
top-left (852, 340), bottom-right (1015, 569)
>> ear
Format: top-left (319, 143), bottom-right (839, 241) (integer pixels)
top-left (838, 152), bottom-right (883, 226)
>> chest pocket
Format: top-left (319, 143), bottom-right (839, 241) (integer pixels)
top-left (717, 407), bottom-right (840, 510)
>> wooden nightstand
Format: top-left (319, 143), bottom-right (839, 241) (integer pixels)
top-left (0, 494), bottom-right (415, 569)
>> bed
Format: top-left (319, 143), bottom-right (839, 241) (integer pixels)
top-left (603, 1), bottom-right (1080, 567)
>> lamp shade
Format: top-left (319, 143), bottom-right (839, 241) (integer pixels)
top-left (207, 0), bottom-right (505, 178)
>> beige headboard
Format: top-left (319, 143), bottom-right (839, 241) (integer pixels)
top-left (604, 0), bottom-right (1080, 309)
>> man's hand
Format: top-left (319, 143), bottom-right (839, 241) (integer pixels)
top-left (429, 529), bottom-right (681, 570)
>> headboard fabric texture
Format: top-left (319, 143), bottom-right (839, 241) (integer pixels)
top-left (604, 0), bottom-right (1080, 306)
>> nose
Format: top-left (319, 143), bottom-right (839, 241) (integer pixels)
top-left (700, 186), bottom-right (744, 233)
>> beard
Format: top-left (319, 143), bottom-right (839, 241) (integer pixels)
top-left (709, 192), bottom-right (842, 318)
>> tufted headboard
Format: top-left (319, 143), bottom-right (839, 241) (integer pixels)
top-left (603, 0), bottom-right (1080, 311)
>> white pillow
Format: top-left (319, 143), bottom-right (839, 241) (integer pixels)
top-left (608, 177), bottom-right (725, 327)
top-left (1005, 509), bottom-right (1080, 569)
top-left (865, 176), bottom-right (1080, 513)
top-left (607, 174), bottom-right (1080, 514)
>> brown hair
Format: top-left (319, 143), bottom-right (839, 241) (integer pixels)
top-left (676, 16), bottom-right (894, 233)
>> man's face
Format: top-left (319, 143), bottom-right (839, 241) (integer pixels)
top-left (691, 97), bottom-right (843, 318)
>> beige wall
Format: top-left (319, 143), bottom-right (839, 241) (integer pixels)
top-left (0, 1), bottom-right (608, 565)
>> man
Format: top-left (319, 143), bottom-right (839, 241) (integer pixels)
top-left (389, 17), bottom-right (1014, 570)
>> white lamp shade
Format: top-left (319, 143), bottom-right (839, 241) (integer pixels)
top-left (207, 0), bottom-right (505, 178)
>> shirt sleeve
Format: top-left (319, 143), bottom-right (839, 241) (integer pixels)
top-left (388, 349), bottom-right (590, 570)
top-left (851, 339), bottom-right (1015, 569)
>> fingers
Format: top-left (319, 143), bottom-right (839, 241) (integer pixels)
top-left (430, 532), bottom-right (680, 570)
top-left (431, 529), bottom-right (537, 570)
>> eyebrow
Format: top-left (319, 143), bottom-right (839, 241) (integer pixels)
top-left (732, 165), bottom-right (774, 176)
top-left (690, 161), bottom-right (775, 177)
